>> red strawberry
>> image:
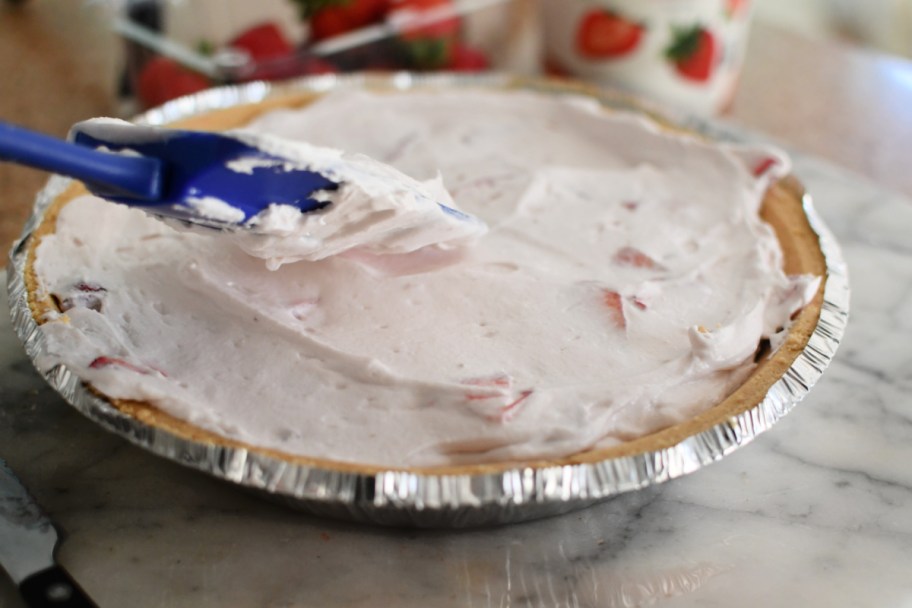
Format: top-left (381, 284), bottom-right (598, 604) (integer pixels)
top-left (666, 25), bottom-right (718, 83)
top-left (309, 0), bottom-right (388, 41)
top-left (310, 9), bottom-right (351, 40)
top-left (602, 290), bottom-right (626, 329)
top-left (576, 10), bottom-right (643, 59)
top-left (602, 289), bottom-right (647, 329)
top-left (136, 57), bottom-right (210, 109)
top-left (390, 0), bottom-right (461, 70)
top-left (612, 246), bottom-right (661, 270)
top-left (73, 282), bottom-right (106, 293)
top-left (229, 22), bottom-right (293, 60)
top-left (446, 43), bottom-right (489, 71)
top-left (339, 0), bottom-right (388, 23)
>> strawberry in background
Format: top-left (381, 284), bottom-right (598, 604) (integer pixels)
top-left (575, 9), bottom-right (644, 59)
top-left (229, 22), bottom-right (294, 60)
top-left (301, 0), bottom-right (389, 40)
top-left (136, 0), bottom-right (487, 99)
top-left (306, 0), bottom-right (396, 72)
top-left (665, 25), bottom-right (718, 82)
top-left (446, 43), bottom-right (489, 71)
top-left (136, 57), bottom-right (210, 109)
top-left (292, 0), bottom-right (488, 72)
top-left (389, 0), bottom-right (462, 69)
top-left (228, 21), bottom-right (338, 81)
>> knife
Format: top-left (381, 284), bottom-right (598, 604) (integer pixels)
top-left (0, 458), bottom-right (96, 607)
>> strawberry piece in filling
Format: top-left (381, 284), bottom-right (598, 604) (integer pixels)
top-left (602, 289), bottom-right (647, 329)
top-left (89, 356), bottom-right (165, 377)
top-left (612, 246), bottom-right (662, 270)
top-left (461, 374), bottom-right (533, 420)
top-left (602, 290), bottom-right (627, 329)
top-left (462, 373), bottom-right (512, 400)
top-left (56, 281), bottom-right (107, 312)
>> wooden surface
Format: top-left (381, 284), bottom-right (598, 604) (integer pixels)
top-left (3, 1), bottom-right (912, 255)
top-left (0, 1), bottom-right (118, 255)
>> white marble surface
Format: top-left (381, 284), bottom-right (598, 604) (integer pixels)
top-left (1, 154), bottom-right (911, 607)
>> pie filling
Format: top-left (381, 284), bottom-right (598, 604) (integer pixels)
top-left (30, 89), bottom-right (820, 467)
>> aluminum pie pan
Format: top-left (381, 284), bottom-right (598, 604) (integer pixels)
top-left (7, 73), bottom-right (850, 527)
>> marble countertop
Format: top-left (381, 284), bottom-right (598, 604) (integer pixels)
top-left (1, 151), bottom-right (911, 606)
top-left (2, 2), bottom-right (912, 605)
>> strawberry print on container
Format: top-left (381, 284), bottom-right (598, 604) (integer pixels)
top-left (540, 0), bottom-right (754, 115)
top-left (575, 9), bottom-right (644, 59)
top-left (665, 24), bottom-right (719, 82)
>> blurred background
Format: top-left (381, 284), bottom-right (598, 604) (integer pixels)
top-left (2, 0), bottom-right (910, 114)
top-left (2, 0), bottom-right (912, 250)
top-left (761, 0), bottom-right (912, 57)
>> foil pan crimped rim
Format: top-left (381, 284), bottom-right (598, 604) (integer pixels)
top-left (7, 73), bottom-right (850, 527)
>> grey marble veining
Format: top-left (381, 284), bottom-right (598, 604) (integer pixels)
top-left (1, 156), bottom-right (910, 607)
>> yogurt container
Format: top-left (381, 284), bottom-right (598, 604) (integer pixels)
top-left (539, 0), bottom-right (754, 115)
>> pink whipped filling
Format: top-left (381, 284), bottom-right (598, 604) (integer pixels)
top-left (32, 90), bottom-right (819, 467)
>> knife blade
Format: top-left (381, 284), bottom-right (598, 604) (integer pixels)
top-left (0, 458), bottom-right (96, 607)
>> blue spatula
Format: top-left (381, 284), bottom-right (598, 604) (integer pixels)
top-left (0, 120), bottom-right (341, 230)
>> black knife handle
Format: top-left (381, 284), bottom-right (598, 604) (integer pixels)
top-left (18, 566), bottom-right (97, 608)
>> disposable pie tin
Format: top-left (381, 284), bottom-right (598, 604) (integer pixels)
top-left (7, 73), bottom-right (849, 527)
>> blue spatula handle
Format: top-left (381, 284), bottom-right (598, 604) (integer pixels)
top-left (0, 121), bottom-right (162, 201)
